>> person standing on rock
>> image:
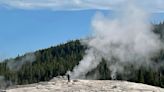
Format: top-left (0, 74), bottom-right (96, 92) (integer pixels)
top-left (66, 71), bottom-right (71, 82)
top-left (67, 74), bottom-right (70, 82)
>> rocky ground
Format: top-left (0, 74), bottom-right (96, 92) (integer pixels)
top-left (2, 77), bottom-right (164, 92)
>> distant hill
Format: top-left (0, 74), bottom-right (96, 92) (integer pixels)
top-left (0, 23), bottom-right (164, 89)
top-left (0, 40), bottom-right (86, 88)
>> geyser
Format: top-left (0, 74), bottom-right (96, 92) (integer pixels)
top-left (68, 1), bottom-right (163, 79)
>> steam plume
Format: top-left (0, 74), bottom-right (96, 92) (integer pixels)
top-left (69, 1), bottom-right (163, 79)
top-left (7, 53), bottom-right (36, 71)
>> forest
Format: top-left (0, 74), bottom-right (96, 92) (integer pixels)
top-left (0, 22), bottom-right (164, 88)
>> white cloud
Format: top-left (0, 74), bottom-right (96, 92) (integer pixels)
top-left (0, 0), bottom-right (164, 12)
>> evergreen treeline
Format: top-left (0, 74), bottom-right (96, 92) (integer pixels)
top-left (0, 40), bottom-right (86, 87)
top-left (0, 23), bottom-right (164, 88)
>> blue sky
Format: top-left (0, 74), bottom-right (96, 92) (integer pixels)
top-left (0, 9), bottom-right (95, 60)
top-left (0, 0), bottom-right (164, 60)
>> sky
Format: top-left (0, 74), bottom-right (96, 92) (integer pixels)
top-left (0, 0), bottom-right (164, 60)
top-left (0, 9), bottom-right (95, 60)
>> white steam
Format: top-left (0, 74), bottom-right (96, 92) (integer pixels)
top-left (69, 2), bottom-right (163, 79)
top-left (7, 53), bottom-right (36, 71)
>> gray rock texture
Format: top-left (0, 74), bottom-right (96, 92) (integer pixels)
top-left (4, 78), bottom-right (164, 92)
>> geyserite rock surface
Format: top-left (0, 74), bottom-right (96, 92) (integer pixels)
top-left (4, 79), bottom-right (164, 92)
